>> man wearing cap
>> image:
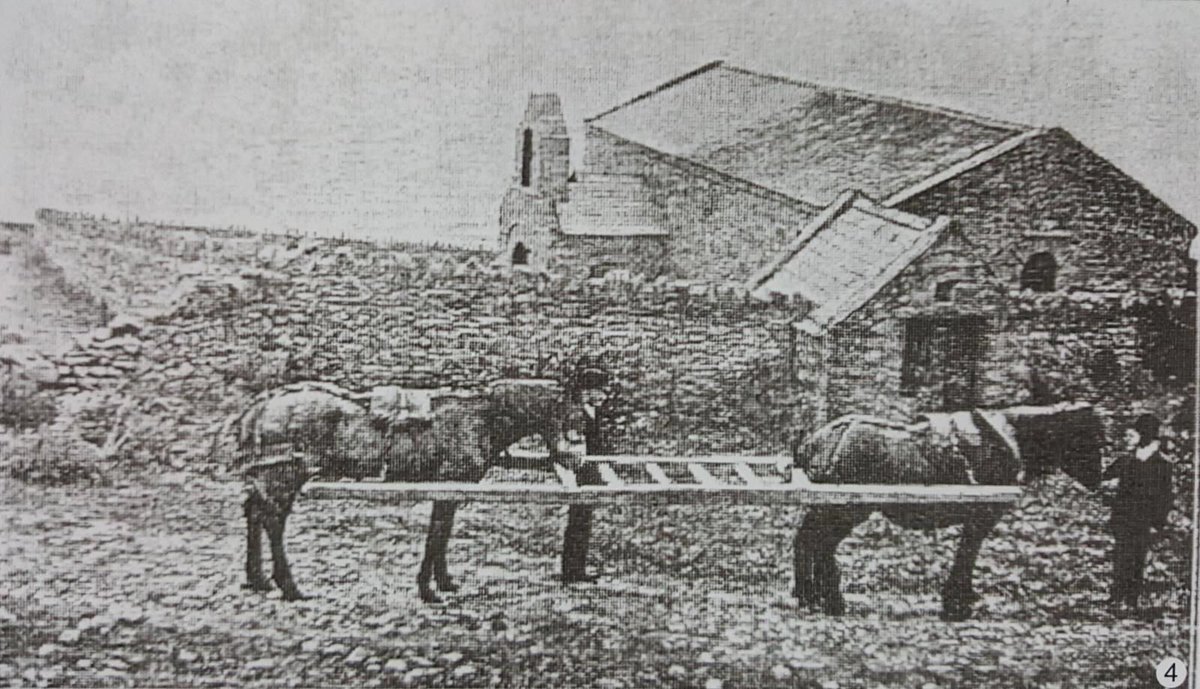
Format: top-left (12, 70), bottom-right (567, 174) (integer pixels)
top-left (1103, 413), bottom-right (1174, 611)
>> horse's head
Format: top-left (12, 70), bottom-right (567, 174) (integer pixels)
top-left (486, 378), bottom-right (592, 466)
top-left (1008, 402), bottom-right (1105, 490)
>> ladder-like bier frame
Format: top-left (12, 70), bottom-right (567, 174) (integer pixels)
top-left (303, 452), bottom-right (1022, 506)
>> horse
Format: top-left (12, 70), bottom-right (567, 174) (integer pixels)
top-left (790, 402), bottom-right (1105, 620)
top-left (219, 378), bottom-right (596, 603)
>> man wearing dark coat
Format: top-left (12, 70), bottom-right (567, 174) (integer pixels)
top-left (561, 367), bottom-right (611, 583)
top-left (1103, 413), bottom-right (1173, 610)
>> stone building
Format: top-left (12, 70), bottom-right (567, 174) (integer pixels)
top-left (747, 191), bottom-right (1007, 420)
top-left (498, 61), bottom-right (1195, 421)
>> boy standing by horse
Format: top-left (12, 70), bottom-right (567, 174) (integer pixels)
top-left (1104, 413), bottom-right (1174, 611)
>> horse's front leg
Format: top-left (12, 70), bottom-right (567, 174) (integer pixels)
top-left (419, 500), bottom-right (459, 602)
top-left (940, 510), bottom-right (1000, 621)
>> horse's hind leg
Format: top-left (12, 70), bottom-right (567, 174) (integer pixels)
top-left (810, 507), bottom-right (867, 617)
top-left (418, 500), bottom-right (458, 602)
top-left (263, 509), bottom-right (306, 601)
top-left (793, 509), bottom-right (818, 610)
top-left (242, 493), bottom-right (273, 592)
top-left (940, 510), bottom-right (1000, 621)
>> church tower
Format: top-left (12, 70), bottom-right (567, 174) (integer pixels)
top-left (515, 94), bottom-right (570, 203)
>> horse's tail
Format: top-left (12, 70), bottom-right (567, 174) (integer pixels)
top-left (212, 386), bottom-right (290, 465)
top-left (210, 406), bottom-right (250, 464)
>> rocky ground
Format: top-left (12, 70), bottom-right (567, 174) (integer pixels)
top-left (0, 467), bottom-right (1191, 689)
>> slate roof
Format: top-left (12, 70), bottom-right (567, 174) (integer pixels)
top-left (587, 62), bottom-right (1030, 207)
top-left (557, 173), bottom-right (667, 236)
top-left (748, 191), bottom-right (950, 333)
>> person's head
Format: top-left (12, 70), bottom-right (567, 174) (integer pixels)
top-left (1124, 413), bottom-right (1160, 449)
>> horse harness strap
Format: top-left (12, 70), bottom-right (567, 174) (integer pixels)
top-left (974, 410), bottom-right (1024, 482)
top-left (921, 412), bottom-right (982, 485)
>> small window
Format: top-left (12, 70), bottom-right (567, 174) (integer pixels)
top-left (520, 129), bottom-right (534, 187)
top-left (512, 242), bottom-right (529, 266)
top-left (934, 280), bottom-right (959, 302)
top-left (1020, 252), bottom-right (1056, 292)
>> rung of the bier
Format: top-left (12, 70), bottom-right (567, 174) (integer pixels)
top-left (686, 463), bottom-right (721, 486)
top-left (733, 463), bottom-right (763, 487)
top-left (596, 463), bottom-right (624, 487)
top-left (553, 464), bottom-right (578, 490)
top-left (585, 454), bottom-right (786, 466)
top-left (644, 462), bottom-right (672, 485)
top-left (303, 481), bottom-right (1022, 506)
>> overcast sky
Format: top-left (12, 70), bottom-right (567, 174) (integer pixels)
top-left (1, 0), bottom-right (1197, 244)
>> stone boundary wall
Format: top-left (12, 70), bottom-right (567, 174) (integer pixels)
top-left (33, 210), bottom-right (801, 455)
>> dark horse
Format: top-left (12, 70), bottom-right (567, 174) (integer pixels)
top-left (224, 378), bottom-right (596, 603)
top-left (791, 402), bottom-right (1104, 620)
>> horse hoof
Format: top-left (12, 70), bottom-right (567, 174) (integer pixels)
top-left (938, 607), bottom-right (971, 622)
top-left (419, 589), bottom-right (443, 605)
top-left (242, 579), bottom-right (273, 592)
top-left (562, 573), bottom-right (600, 585)
top-left (821, 602), bottom-right (846, 617)
top-left (437, 580), bottom-right (460, 593)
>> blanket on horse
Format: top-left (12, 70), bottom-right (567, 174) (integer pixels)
top-left (807, 410), bottom-right (1020, 486)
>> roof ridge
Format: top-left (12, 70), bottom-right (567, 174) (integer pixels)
top-left (850, 197), bottom-right (934, 230)
top-left (719, 63), bottom-right (1033, 133)
top-left (882, 128), bottom-right (1049, 207)
top-left (585, 60), bottom-right (726, 123)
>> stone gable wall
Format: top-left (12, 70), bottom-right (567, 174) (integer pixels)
top-left (584, 127), bottom-right (818, 281)
top-left (895, 128), bottom-right (1194, 294)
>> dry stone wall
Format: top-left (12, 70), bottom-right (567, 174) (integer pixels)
top-left (33, 211), bottom-right (800, 456)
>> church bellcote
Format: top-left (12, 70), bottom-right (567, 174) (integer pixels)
top-left (516, 94), bottom-right (570, 203)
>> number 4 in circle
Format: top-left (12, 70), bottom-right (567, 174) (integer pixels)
top-left (1156, 657), bottom-right (1188, 688)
